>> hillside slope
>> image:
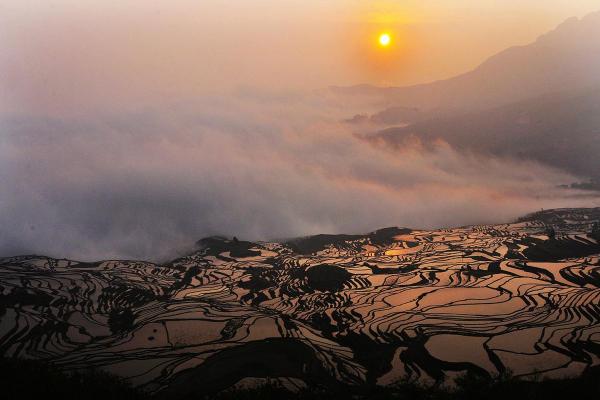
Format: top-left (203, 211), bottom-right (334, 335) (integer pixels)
top-left (366, 88), bottom-right (600, 179)
top-left (1, 208), bottom-right (600, 395)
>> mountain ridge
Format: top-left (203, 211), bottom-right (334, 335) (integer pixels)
top-left (333, 11), bottom-right (600, 112)
top-left (364, 85), bottom-right (600, 179)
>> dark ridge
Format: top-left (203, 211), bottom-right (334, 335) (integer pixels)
top-left (156, 338), bottom-right (339, 398)
top-left (398, 332), bottom-right (491, 382)
top-left (368, 227), bottom-right (412, 246)
top-left (306, 264), bottom-right (353, 292)
top-left (196, 236), bottom-right (262, 258)
top-left (521, 237), bottom-right (600, 261)
top-left (517, 207), bottom-right (600, 225)
top-left (285, 227), bottom-right (410, 255)
top-left (365, 88), bottom-right (600, 179)
top-left (0, 286), bottom-right (53, 309)
top-left (285, 234), bottom-right (363, 255)
top-left (336, 331), bottom-right (398, 384)
top-left (363, 261), bottom-right (418, 275)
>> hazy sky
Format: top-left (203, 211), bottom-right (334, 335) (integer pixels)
top-left (1, 1), bottom-right (600, 261)
top-left (2, 0), bottom-right (600, 114)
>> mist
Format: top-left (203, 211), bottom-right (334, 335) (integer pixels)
top-left (2, 1), bottom-right (600, 261)
top-left (1, 89), bottom-right (596, 261)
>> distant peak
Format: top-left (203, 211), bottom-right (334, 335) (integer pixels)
top-left (582, 9), bottom-right (600, 21)
top-left (537, 10), bottom-right (600, 43)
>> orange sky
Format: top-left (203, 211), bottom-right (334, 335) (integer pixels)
top-left (1, 1), bottom-right (599, 114)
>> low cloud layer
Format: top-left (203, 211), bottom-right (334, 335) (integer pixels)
top-left (1, 90), bottom-right (597, 261)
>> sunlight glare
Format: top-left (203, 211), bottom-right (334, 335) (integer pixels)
top-left (379, 33), bottom-right (391, 47)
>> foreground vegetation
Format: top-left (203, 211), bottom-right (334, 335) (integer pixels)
top-left (2, 357), bottom-right (599, 399)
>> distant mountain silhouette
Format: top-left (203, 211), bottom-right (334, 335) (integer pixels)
top-left (335, 11), bottom-right (600, 113)
top-left (344, 11), bottom-right (600, 180)
top-left (365, 87), bottom-right (600, 179)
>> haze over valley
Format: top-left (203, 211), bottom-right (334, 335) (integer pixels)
top-left (1, 3), bottom-right (600, 398)
top-left (1, 5), bottom-right (600, 261)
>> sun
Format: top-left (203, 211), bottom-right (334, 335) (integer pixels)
top-left (378, 33), bottom-right (391, 47)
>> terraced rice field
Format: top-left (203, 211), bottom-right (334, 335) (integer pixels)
top-left (1, 208), bottom-right (600, 396)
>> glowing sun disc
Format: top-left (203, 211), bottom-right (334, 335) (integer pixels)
top-left (379, 33), bottom-right (391, 47)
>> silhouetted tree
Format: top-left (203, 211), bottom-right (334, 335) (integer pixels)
top-left (545, 226), bottom-right (556, 240)
top-left (592, 222), bottom-right (600, 241)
